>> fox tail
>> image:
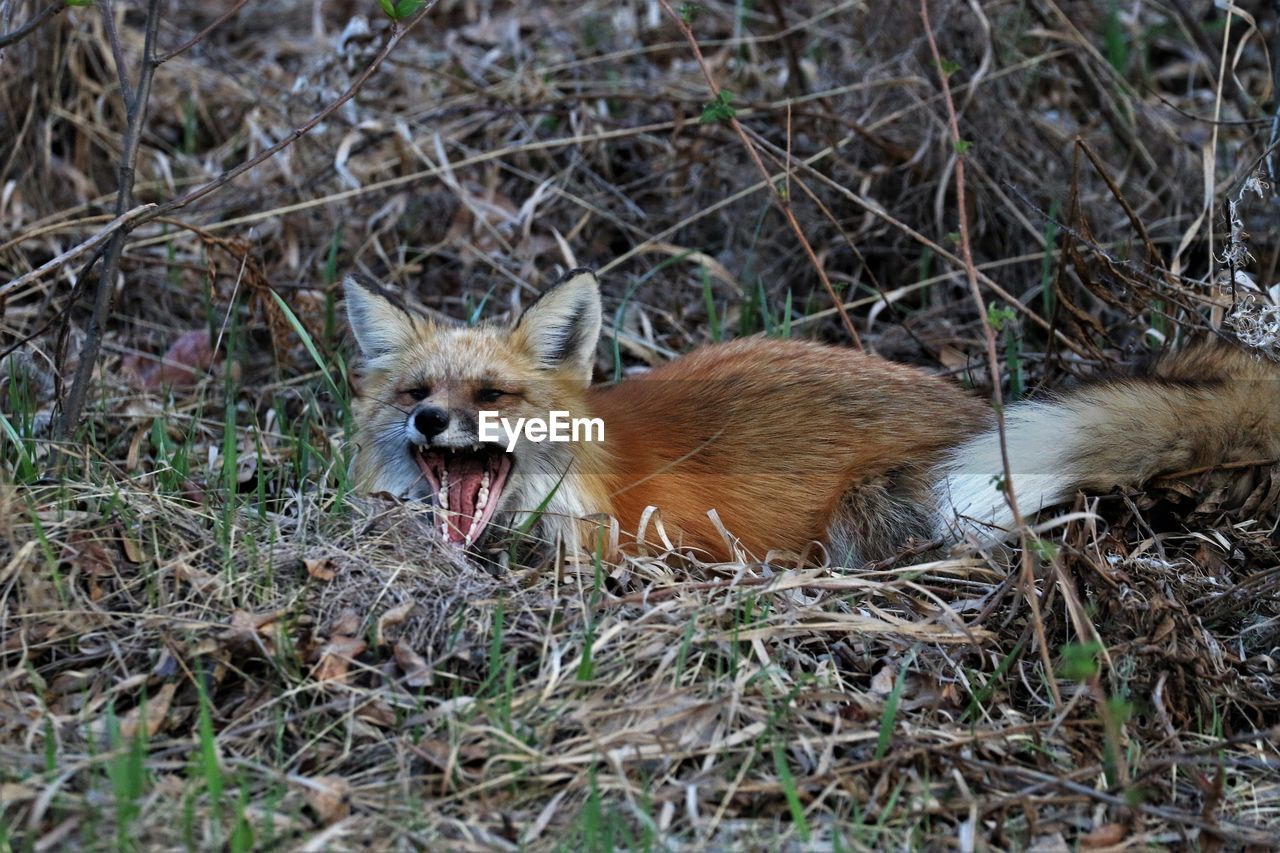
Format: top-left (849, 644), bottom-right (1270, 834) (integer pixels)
top-left (935, 340), bottom-right (1280, 539)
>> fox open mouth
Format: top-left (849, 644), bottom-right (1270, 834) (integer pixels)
top-left (414, 444), bottom-right (513, 547)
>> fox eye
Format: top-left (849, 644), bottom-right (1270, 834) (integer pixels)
top-left (403, 387), bottom-right (431, 401)
top-left (475, 388), bottom-right (506, 404)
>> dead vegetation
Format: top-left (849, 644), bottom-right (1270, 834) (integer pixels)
top-left (2, 0), bottom-right (1280, 848)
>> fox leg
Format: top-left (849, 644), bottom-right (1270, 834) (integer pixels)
top-left (825, 468), bottom-right (939, 568)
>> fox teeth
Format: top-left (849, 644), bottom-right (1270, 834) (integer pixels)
top-left (438, 471), bottom-right (449, 511)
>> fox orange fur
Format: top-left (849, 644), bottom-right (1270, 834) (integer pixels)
top-left (346, 269), bottom-right (1280, 564)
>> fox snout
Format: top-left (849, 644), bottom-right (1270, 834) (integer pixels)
top-left (406, 400), bottom-right (483, 448)
top-left (410, 405), bottom-right (449, 441)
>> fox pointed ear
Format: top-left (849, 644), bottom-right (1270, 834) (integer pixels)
top-left (511, 269), bottom-right (602, 377)
top-left (343, 273), bottom-right (417, 359)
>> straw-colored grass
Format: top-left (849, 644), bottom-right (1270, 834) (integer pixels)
top-left (2, 0), bottom-right (1278, 848)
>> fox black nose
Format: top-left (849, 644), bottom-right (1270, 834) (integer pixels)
top-left (413, 406), bottom-right (449, 439)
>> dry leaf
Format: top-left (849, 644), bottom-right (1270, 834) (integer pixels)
top-left (376, 601), bottom-right (415, 646)
top-left (357, 700), bottom-right (397, 728)
top-left (0, 782), bottom-right (35, 804)
top-left (64, 531), bottom-right (116, 577)
top-left (118, 682), bottom-right (177, 739)
top-left (302, 775), bottom-right (351, 825)
top-left (125, 328), bottom-right (215, 390)
top-left (170, 562), bottom-right (222, 595)
top-left (1081, 823), bottom-right (1128, 848)
top-left (393, 640), bottom-right (432, 687)
top-left (870, 665), bottom-right (896, 696)
top-left (120, 533), bottom-right (145, 564)
top-left (221, 609), bottom-right (284, 654)
top-left (329, 608), bottom-right (361, 637)
top-left (305, 558), bottom-right (336, 581)
top-left (313, 636), bottom-right (367, 683)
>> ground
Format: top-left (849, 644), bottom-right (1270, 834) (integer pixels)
top-left (2, 0), bottom-right (1279, 849)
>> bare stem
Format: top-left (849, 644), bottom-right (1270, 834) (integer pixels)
top-left (99, 0), bottom-right (133, 114)
top-left (657, 0), bottom-right (862, 349)
top-left (46, 2), bottom-right (439, 441)
top-left (918, 0), bottom-right (1058, 705)
top-left (0, 0), bottom-right (63, 50)
top-left (156, 0), bottom-right (250, 65)
top-left (55, 0), bottom-right (162, 442)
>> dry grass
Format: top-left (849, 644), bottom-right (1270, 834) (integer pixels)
top-left (3, 0), bottom-right (1280, 848)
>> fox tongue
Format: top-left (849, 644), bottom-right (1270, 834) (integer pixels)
top-left (445, 455), bottom-right (486, 530)
top-left (417, 445), bottom-right (510, 547)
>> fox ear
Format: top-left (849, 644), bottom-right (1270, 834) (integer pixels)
top-left (511, 269), bottom-right (602, 377)
top-left (343, 273), bottom-right (417, 359)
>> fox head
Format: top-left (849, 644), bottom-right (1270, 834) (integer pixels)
top-left (344, 269), bottom-right (609, 553)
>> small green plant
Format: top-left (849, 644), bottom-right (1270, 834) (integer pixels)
top-left (963, 639), bottom-right (1026, 721)
top-left (181, 97), bottom-right (198, 155)
top-left (507, 465), bottom-right (568, 561)
top-left (875, 647), bottom-right (918, 760)
top-left (986, 302), bottom-right (1015, 331)
top-left (229, 777), bottom-right (254, 852)
top-left (679, 3), bottom-right (704, 23)
top-left (270, 289), bottom-right (341, 398)
top-left (701, 265), bottom-right (722, 342)
top-left (103, 701), bottom-right (149, 851)
top-left (1103, 1), bottom-right (1128, 76)
top-left (379, 0), bottom-right (424, 20)
top-left (987, 302), bottom-right (1024, 399)
top-left (1058, 641), bottom-right (1103, 681)
top-left (1028, 537), bottom-right (1060, 561)
top-left (192, 672), bottom-right (224, 846)
top-left (700, 90), bottom-right (736, 124)
top-left (772, 739), bottom-right (810, 841)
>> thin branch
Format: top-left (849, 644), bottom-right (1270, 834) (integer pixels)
top-left (0, 0), bottom-right (63, 50)
top-left (918, 1), bottom-right (1059, 706)
top-left (156, 0), bottom-right (249, 65)
top-left (99, 0), bottom-right (133, 114)
top-left (55, 0), bottom-right (163, 441)
top-left (0, 203), bottom-right (155, 299)
top-left (657, 0), bottom-right (862, 349)
top-left (148, 3), bottom-right (438, 221)
top-left (46, 3), bottom-right (439, 439)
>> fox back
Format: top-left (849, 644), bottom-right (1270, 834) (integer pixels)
top-left (588, 337), bottom-right (991, 558)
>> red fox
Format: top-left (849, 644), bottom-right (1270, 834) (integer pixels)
top-left (345, 269), bottom-right (1280, 564)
